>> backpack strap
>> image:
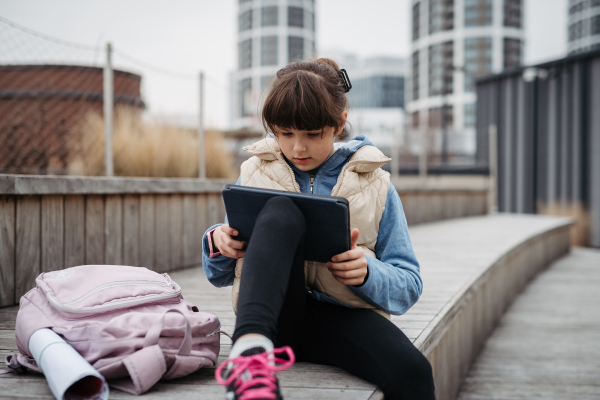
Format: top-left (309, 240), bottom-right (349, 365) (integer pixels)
top-left (111, 309), bottom-right (192, 395)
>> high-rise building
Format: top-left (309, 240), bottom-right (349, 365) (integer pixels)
top-left (232, 0), bottom-right (316, 130)
top-left (567, 0), bottom-right (600, 54)
top-left (347, 57), bottom-right (406, 109)
top-left (407, 0), bottom-right (524, 158)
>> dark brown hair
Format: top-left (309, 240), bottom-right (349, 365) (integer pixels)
top-left (261, 57), bottom-right (350, 140)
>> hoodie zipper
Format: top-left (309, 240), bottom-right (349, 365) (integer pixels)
top-left (310, 176), bottom-right (315, 193)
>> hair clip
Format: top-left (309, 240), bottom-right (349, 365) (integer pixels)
top-left (338, 69), bottom-right (352, 93)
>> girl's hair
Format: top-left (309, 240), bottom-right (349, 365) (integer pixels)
top-left (261, 57), bottom-right (350, 141)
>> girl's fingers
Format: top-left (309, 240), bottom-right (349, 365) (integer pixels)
top-left (330, 248), bottom-right (364, 264)
top-left (330, 267), bottom-right (365, 279)
top-left (221, 224), bottom-right (239, 236)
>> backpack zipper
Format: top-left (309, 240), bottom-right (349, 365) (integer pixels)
top-left (46, 281), bottom-right (181, 315)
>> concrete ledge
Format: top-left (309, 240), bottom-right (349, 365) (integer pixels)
top-left (0, 174), bottom-right (234, 194)
top-left (400, 214), bottom-right (572, 400)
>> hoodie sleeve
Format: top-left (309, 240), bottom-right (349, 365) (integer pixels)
top-left (201, 178), bottom-right (240, 287)
top-left (348, 182), bottom-right (423, 315)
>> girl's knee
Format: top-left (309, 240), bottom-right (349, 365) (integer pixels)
top-left (259, 196), bottom-right (306, 231)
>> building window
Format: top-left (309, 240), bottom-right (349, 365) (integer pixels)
top-left (464, 37), bottom-right (492, 92)
top-left (428, 106), bottom-right (454, 129)
top-left (288, 36), bottom-right (304, 62)
top-left (592, 15), bottom-right (600, 35)
top-left (412, 111), bottom-right (420, 129)
top-left (261, 75), bottom-right (273, 92)
top-left (262, 6), bottom-right (278, 27)
top-left (569, 20), bottom-right (584, 41)
top-left (240, 78), bottom-right (252, 117)
top-left (288, 6), bottom-right (304, 27)
top-left (412, 51), bottom-right (420, 100)
top-left (503, 38), bottom-right (522, 69)
top-left (261, 36), bottom-right (278, 66)
top-left (503, 0), bottom-right (521, 28)
top-left (428, 41), bottom-right (454, 96)
top-left (239, 9), bottom-right (253, 31)
top-left (347, 76), bottom-right (405, 108)
top-left (569, 1), bottom-right (585, 14)
top-left (429, 0), bottom-right (454, 34)
top-left (464, 0), bottom-right (492, 27)
top-left (239, 39), bottom-right (252, 69)
top-left (412, 2), bottom-right (420, 41)
top-left (464, 103), bottom-right (475, 127)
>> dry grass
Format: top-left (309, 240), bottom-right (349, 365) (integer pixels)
top-left (538, 201), bottom-right (591, 247)
top-left (68, 108), bottom-right (234, 178)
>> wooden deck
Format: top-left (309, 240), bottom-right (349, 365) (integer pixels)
top-left (0, 214), bottom-right (573, 399)
top-left (457, 247), bottom-right (600, 400)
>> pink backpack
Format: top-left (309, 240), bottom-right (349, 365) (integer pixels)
top-left (7, 265), bottom-right (224, 395)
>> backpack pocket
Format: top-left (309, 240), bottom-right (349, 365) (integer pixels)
top-left (36, 265), bottom-right (182, 318)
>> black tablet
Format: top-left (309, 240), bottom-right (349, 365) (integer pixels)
top-left (221, 184), bottom-right (350, 263)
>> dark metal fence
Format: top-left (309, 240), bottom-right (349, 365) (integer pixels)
top-left (475, 49), bottom-right (600, 248)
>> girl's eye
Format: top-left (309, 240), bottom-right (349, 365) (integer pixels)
top-left (307, 133), bottom-right (320, 137)
top-left (280, 132), bottom-right (293, 136)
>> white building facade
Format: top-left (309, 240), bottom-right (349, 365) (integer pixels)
top-left (568, 0), bottom-right (600, 54)
top-left (232, 0), bottom-right (316, 130)
top-left (406, 0), bottom-right (525, 158)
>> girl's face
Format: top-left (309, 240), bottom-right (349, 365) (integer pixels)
top-left (274, 125), bottom-right (341, 171)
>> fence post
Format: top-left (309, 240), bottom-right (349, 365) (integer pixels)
top-left (488, 123), bottom-right (498, 214)
top-left (198, 71), bottom-right (206, 179)
top-left (103, 42), bottom-right (114, 176)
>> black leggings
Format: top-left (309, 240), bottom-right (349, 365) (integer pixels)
top-left (233, 196), bottom-right (435, 400)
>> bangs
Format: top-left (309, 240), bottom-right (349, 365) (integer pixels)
top-left (262, 70), bottom-right (345, 134)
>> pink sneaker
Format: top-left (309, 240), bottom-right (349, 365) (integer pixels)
top-left (215, 346), bottom-right (295, 400)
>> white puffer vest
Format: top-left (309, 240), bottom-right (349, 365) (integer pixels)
top-left (232, 138), bottom-right (392, 319)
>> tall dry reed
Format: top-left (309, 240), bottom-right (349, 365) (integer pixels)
top-left (538, 201), bottom-right (590, 247)
top-left (69, 108), bottom-right (233, 178)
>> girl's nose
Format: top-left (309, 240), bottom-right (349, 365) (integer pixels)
top-left (293, 139), bottom-right (306, 152)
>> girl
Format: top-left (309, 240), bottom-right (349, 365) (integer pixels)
top-left (202, 58), bottom-right (435, 400)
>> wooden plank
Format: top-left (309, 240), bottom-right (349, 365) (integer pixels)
top-left (85, 195), bottom-right (104, 264)
top-left (169, 194), bottom-right (183, 270)
top-left (207, 193), bottom-right (221, 227)
top-left (40, 195), bottom-right (64, 273)
top-left (104, 195), bottom-right (123, 265)
top-left (154, 194), bottom-right (170, 272)
top-left (0, 195), bottom-right (15, 306)
top-left (123, 194), bottom-right (140, 267)
top-left (15, 196), bottom-right (40, 300)
top-left (140, 195), bottom-right (155, 270)
top-left (182, 194), bottom-right (197, 267)
top-left (64, 195), bottom-right (85, 268)
top-left (195, 194), bottom-right (208, 264)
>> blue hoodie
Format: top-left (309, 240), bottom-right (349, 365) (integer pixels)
top-left (201, 135), bottom-right (422, 315)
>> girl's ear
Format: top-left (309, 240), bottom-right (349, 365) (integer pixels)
top-left (336, 111), bottom-right (348, 136)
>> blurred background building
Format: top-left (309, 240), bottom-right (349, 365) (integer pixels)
top-left (231, 0), bottom-right (316, 130)
top-left (407, 0), bottom-right (525, 165)
top-left (343, 55), bottom-right (406, 159)
top-left (568, 0), bottom-right (600, 54)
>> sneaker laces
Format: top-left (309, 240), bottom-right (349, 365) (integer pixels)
top-left (215, 346), bottom-right (295, 400)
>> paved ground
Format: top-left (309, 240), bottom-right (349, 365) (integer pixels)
top-left (457, 247), bottom-right (600, 400)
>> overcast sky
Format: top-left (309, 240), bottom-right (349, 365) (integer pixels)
top-left (0, 0), bottom-right (568, 129)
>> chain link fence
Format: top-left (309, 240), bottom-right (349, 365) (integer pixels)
top-left (0, 16), bottom-right (234, 178)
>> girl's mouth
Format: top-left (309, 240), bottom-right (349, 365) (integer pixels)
top-left (294, 158), bottom-right (311, 164)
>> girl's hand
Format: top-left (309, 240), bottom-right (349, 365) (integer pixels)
top-left (213, 224), bottom-right (247, 259)
top-left (327, 228), bottom-right (368, 286)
